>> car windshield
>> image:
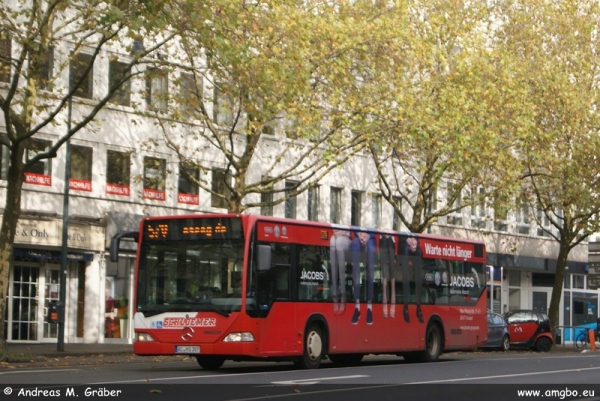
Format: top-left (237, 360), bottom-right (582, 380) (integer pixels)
top-left (136, 240), bottom-right (245, 317)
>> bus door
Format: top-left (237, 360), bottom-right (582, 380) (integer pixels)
top-left (255, 243), bottom-right (297, 354)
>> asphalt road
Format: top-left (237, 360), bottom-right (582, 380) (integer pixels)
top-left (1, 351), bottom-right (600, 401)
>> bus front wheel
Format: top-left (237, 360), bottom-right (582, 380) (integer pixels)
top-left (294, 324), bottom-right (324, 369)
top-left (196, 355), bottom-right (225, 370)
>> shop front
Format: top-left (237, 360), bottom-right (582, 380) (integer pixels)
top-left (4, 216), bottom-right (105, 344)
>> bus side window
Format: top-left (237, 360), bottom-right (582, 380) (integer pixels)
top-left (273, 265), bottom-right (290, 300)
top-left (297, 245), bottom-right (331, 302)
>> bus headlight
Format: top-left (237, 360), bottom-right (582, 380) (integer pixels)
top-left (136, 332), bottom-right (155, 342)
top-left (223, 332), bottom-right (254, 342)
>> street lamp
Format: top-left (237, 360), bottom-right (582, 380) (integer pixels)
top-left (58, 81), bottom-right (73, 352)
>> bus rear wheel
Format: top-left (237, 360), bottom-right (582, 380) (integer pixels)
top-left (422, 323), bottom-right (442, 362)
top-left (405, 324), bottom-right (442, 363)
top-left (294, 324), bottom-right (324, 369)
top-left (196, 355), bottom-right (225, 370)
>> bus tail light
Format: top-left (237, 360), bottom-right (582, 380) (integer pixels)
top-left (223, 332), bottom-right (254, 342)
top-left (136, 332), bottom-right (155, 342)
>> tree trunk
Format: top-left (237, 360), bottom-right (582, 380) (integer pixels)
top-left (0, 147), bottom-right (26, 339)
top-left (548, 242), bottom-right (570, 347)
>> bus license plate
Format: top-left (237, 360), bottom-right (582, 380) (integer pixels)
top-left (175, 346), bottom-right (200, 354)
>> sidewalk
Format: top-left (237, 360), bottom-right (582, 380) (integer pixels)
top-left (5, 342), bottom-right (134, 363)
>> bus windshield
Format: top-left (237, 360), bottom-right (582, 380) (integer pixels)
top-left (137, 240), bottom-right (245, 317)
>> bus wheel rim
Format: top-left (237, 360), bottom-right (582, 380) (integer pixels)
top-left (428, 329), bottom-right (439, 354)
top-left (307, 331), bottom-right (322, 361)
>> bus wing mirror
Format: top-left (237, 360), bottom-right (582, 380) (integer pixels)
top-left (109, 231), bottom-right (139, 262)
top-left (257, 245), bottom-right (271, 271)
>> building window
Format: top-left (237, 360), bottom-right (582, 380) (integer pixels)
top-left (351, 190), bottom-right (362, 226)
top-left (70, 52), bottom-right (94, 99)
top-left (261, 191), bottom-right (273, 216)
top-left (330, 187), bottom-right (342, 224)
top-left (143, 156), bottom-right (166, 201)
top-left (146, 68), bottom-right (168, 112)
top-left (179, 72), bottom-right (201, 119)
top-left (308, 186), bottom-right (319, 221)
top-left (24, 139), bottom-right (52, 186)
top-left (536, 208), bottom-right (552, 237)
top-left (106, 149), bottom-right (130, 196)
top-left (573, 275), bottom-right (585, 289)
top-left (470, 186), bottom-right (486, 229)
top-left (211, 169), bottom-right (231, 209)
top-left (38, 45), bottom-right (54, 89)
top-left (516, 195), bottom-right (530, 235)
top-left (392, 196), bottom-right (402, 231)
top-left (285, 181), bottom-right (297, 219)
top-left (427, 186), bottom-right (438, 215)
top-left (493, 194), bottom-right (508, 232)
top-left (109, 60), bottom-right (131, 106)
top-left (213, 85), bottom-right (234, 126)
top-left (447, 183), bottom-right (463, 226)
top-left (105, 257), bottom-right (134, 340)
top-left (371, 194), bottom-right (381, 228)
top-left (178, 161), bottom-right (199, 205)
top-left (508, 270), bottom-right (521, 287)
top-left (0, 34), bottom-right (11, 83)
top-left (69, 145), bottom-right (93, 192)
top-left (0, 141), bottom-right (9, 180)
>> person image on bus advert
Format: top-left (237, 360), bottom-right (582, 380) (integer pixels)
top-left (330, 229), bottom-right (351, 313)
top-left (402, 236), bottom-right (424, 323)
top-left (380, 234), bottom-right (396, 318)
top-left (351, 231), bottom-right (376, 325)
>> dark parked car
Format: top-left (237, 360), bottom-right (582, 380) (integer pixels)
top-left (482, 312), bottom-right (510, 351)
top-left (504, 309), bottom-right (553, 352)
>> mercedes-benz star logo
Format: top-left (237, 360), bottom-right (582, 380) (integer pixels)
top-left (181, 326), bottom-right (194, 341)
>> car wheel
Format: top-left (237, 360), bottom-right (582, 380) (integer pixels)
top-left (500, 335), bottom-right (510, 352)
top-left (535, 336), bottom-right (552, 352)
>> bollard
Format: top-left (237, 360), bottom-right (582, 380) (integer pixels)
top-left (589, 329), bottom-right (596, 351)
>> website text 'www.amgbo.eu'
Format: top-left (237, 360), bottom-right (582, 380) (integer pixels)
top-left (517, 388), bottom-right (595, 399)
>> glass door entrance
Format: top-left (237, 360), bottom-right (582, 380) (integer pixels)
top-left (10, 263), bottom-right (60, 342)
top-left (10, 265), bottom-right (40, 341)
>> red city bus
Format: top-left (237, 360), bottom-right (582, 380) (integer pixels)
top-left (110, 214), bottom-right (487, 370)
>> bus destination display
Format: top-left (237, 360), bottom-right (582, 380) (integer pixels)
top-left (143, 217), bottom-right (242, 241)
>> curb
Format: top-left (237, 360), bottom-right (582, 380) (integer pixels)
top-left (6, 356), bottom-right (47, 363)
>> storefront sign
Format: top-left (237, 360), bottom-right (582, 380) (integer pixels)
top-left (13, 219), bottom-right (105, 251)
